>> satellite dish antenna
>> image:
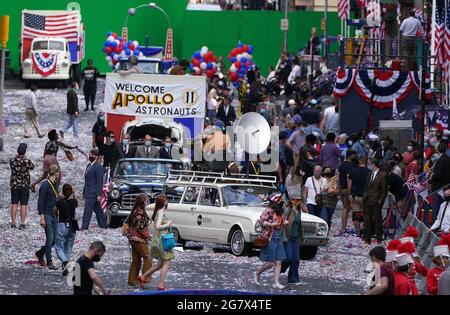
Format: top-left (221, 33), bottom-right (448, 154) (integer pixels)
top-left (237, 112), bottom-right (271, 155)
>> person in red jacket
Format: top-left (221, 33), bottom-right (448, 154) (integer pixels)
top-left (400, 227), bottom-right (429, 279)
top-left (397, 240), bottom-right (423, 294)
top-left (426, 235), bottom-right (450, 295)
top-left (394, 253), bottom-right (419, 295)
top-left (385, 239), bottom-right (401, 271)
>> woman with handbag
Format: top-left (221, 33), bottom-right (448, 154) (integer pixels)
top-left (320, 166), bottom-right (339, 231)
top-left (254, 193), bottom-right (288, 289)
top-left (139, 195), bottom-right (174, 290)
top-left (303, 165), bottom-right (328, 217)
top-left (127, 194), bottom-right (152, 287)
top-left (55, 183), bottom-right (79, 276)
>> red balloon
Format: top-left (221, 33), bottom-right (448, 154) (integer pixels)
top-left (112, 59), bottom-right (118, 65)
top-left (211, 56), bottom-right (216, 62)
top-left (230, 72), bottom-right (238, 81)
top-left (231, 48), bottom-right (239, 56)
top-left (191, 58), bottom-right (200, 67)
top-left (112, 33), bottom-right (118, 39)
top-left (245, 61), bottom-right (252, 67)
top-left (242, 44), bottom-right (249, 52)
top-left (235, 61), bottom-right (241, 69)
top-left (128, 44), bottom-right (135, 51)
top-left (105, 46), bottom-right (113, 54)
top-left (206, 69), bottom-right (215, 78)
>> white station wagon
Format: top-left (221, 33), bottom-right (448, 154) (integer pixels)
top-left (146, 170), bottom-right (329, 259)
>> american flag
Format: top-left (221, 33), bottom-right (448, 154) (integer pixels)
top-left (405, 172), bottom-right (417, 191)
top-left (413, 7), bottom-right (424, 23)
top-left (21, 11), bottom-right (80, 62)
top-left (101, 167), bottom-right (111, 213)
top-left (338, 0), bottom-right (349, 20)
top-left (432, 111), bottom-right (449, 129)
top-left (443, 6), bottom-right (450, 82)
top-left (392, 98), bottom-right (400, 120)
top-left (414, 172), bottom-right (430, 195)
top-left (435, 7), bottom-right (445, 64)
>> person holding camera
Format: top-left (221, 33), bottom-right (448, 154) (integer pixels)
top-left (55, 184), bottom-right (79, 276)
top-left (303, 165), bottom-right (328, 218)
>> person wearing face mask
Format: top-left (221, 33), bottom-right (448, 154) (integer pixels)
top-left (402, 141), bottom-right (417, 165)
top-left (73, 241), bottom-right (110, 295)
top-left (159, 136), bottom-right (174, 160)
top-left (303, 165), bottom-right (328, 217)
top-left (91, 112), bottom-right (107, 149)
top-left (81, 149), bottom-right (107, 230)
top-left (61, 82), bottom-right (80, 140)
top-left (351, 136), bottom-right (368, 159)
top-left (135, 134), bottom-right (159, 159)
top-left (362, 159), bottom-right (387, 245)
top-left (375, 136), bottom-right (394, 169)
top-left (99, 131), bottom-right (123, 172)
top-left (120, 133), bottom-right (137, 158)
top-left (348, 157), bottom-right (371, 237)
top-left (426, 236), bottom-right (450, 295)
top-left (424, 151), bottom-right (440, 172)
top-left (428, 189), bottom-right (450, 234)
top-left (404, 151), bottom-right (420, 180)
top-left (81, 59), bottom-right (100, 111)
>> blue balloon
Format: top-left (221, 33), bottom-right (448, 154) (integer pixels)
top-left (247, 66), bottom-right (253, 72)
top-left (123, 44), bottom-right (129, 50)
top-left (190, 63), bottom-right (194, 69)
top-left (134, 50), bottom-right (140, 56)
top-left (239, 68), bottom-right (246, 74)
top-left (111, 41), bottom-right (118, 48)
top-left (125, 49), bottom-right (131, 56)
top-left (230, 57), bottom-right (237, 63)
top-left (109, 52), bottom-right (115, 57)
top-left (233, 81), bottom-right (239, 87)
top-left (107, 32), bottom-right (112, 37)
top-left (241, 57), bottom-right (247, 64)
top-left (194, 51), bottom-right (201, 59)
top-left (237, 42), bottom-right (243, 48)
top-left (248, 45), bottom-right (253, 54)
top-left (206, 62), bottom-right (213, 70)
top-left (118, 37), bottom-right (123, 41)
top-left (127, 40), bottom-right (133, 45)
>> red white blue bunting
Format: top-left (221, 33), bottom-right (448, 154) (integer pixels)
top-left (333, 69), bottom-right (432, 108)
top-left (409, 71), bottom-right (432, 101)
top-left (32, 52), bottom-right (58, 77)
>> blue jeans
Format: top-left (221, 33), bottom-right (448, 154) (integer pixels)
top-left (321, 207), bottom-right (335, 230)
top-left (307, 204), bottom-right (322, 217)
top-left (56, 223), bottom-right (76, 263)
top-left (281, 237), bottom-right (300, 283)
top-left (63, 114), bottom-right (79, 138)
top-left (44, 214), bottom-right (58, 263)
top-left (82, 197), bottom-right (107, 229)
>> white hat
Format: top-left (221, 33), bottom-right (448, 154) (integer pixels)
top-left (288, 99), bottom-right (296, 106)
top-left (396, 253), bottom-right (414, 267)
top-left (386, 250), bottom-right (398, 263)
top-left (400, 237), bottom-right (414, 244)
top-left (433, 245), bottom-right (450, 258)
top-left (368, 133), bottom-right (379, 141)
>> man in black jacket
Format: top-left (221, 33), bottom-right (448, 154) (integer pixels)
top-left (159, 136), bottom-right (173, 160)
top-left (430, 142), bottom-right (450, 223)
top-left (216, 97), bottom-right (236, 127)
top-left (120, 133), bottom-right (137, 158)
top-left (82, 59), bottom-right (100, 111)
top-left (61, 82), bottom-right (80, 140)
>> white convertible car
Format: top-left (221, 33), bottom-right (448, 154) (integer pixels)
top-left (146, 170), bottom-right (329, 259)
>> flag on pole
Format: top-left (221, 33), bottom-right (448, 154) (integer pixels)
top-left (434, 7), bottom-right (445, 64)
top-left (405, 172), bottom-right (417, 191)
top-left (101, 167), bottom-right (111, 213)
top-left (392, 98), bottom-right (400, 120)
top-left (443, 3), bottom-right (450, 82)
top-left (338, 0), bottom-right (349, 20)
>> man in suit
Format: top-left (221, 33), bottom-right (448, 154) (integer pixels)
top-left (135, 134), bottom-right (159, 158)
top-left (81, 149), bottom-right (107, 230)
top-left (430, 142), bottom-right (450, 223)
top-left (216, 97), bottom-right (236, 127)
top-left (159, 136), bottom-right (173, 160)
top-left (120, 133), bottom-right (137, 158)
top-left (362, 159), bottom-right (387, 244)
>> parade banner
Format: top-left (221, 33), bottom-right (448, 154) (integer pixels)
top-left (104, 73), bottom-right (206, 118)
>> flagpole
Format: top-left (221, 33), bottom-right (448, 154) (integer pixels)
top-left (431, 0), bottom-right (436, 87)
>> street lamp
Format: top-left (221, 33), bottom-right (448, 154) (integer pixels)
top-left (125, 2), bottom-right (171, 29)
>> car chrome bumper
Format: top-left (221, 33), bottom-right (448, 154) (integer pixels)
top-left (249, 232), bottom-right (259, 242)
top-left (301, 236), bottom-right (329, 247)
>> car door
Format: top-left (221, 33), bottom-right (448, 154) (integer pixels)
top-left (164, 185), bottom-right (189, 239)
top-left (192, 187), bottom-right (228, 243)
top-left (179, 186), bottom-right (201, 241)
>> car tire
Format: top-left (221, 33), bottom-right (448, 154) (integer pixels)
top-left (229, 227), bottom-right (252, 256)
top-left (107, 215), bottom-right (122, 229)
top-left (172, 227), bottom-right (186, 247)
top-left (300, 246), bottom-right (318, 260)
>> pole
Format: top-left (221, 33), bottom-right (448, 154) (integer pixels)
top-left (0, 49), bottom-right (4, 152)
top-left (283, 0), bottom-right (288, 52)
top-left (324, 0), bottom-right (328, 59)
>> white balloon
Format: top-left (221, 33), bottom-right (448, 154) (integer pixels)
top-left (192, 66), bottom-right (200, 73)
top-left (242, 52), bottom-right (249, 59)
top-left (139, 52), bottom-right (144, 58)
top-left (107, 36), bottom-right (115, 42)
top-left (200, 46), bottom-right (208, 57)
top-left (247, 54), bottom-right (253, 60)
top-left (236, 54), bottom-right (242, 61)
top-left (133, 41), bottom-right (139, 48)
top-left (106, 56), bottom-right (112, 62)
top-left (121, 51), bottom-right (127, 58)
top-left (115, 63), bottom-right (120, 70)
top-left (113, 54), bottom-right (120, 61)
top-left (200, 62), bottom-right (207, 70)
top-left (211, 62), bottom-right (216, 69)
top-left (230, 64), bottom-right (237, 73)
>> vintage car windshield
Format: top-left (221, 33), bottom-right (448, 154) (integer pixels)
top-left (114, 160), bottom-right (182, 177)
top-left (222, 185), bottom-right (275, 207)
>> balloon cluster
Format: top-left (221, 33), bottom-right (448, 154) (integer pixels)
top-left (190, 46), bottom-right (217, 78)
top-left (227, 42), bottom-right (254, 87)
top-left (103, 32), bottom-right (144, 70)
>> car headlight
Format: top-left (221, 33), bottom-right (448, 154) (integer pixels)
top-left (110, 203), bottom-right (120, 213)
top-left (61, 61), bottom-right (69, 67)
top-left (316, 223), bottom-right (328, 236)
top-left (110, 188), bottom-right (120, 199)
top-left (254, 222), bottom-right (262, 233)
top-left (23, 60), bottom-right (31, 67)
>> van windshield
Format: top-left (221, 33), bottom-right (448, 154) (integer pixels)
top-left (33, 41), bottom-right (65, 51)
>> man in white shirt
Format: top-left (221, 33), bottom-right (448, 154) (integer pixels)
top-left (399, 10), bottom-right (424, 70)
top-left (24, 86), bottom-right (44, 138)
top-left (428, 189), bottom-right (450, 234)
top-left (287, 56), bottom-right (301, 85)
top-left (303, 166), bottom-right (328, 217)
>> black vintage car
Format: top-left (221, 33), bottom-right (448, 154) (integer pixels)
top-left (106, 158), bottom-right (184, 228)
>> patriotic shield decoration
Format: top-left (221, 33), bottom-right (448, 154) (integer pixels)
top-left (32, 52), bottom-right (58, 77)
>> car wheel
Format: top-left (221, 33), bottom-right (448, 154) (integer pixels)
top-left (172, 227), bottom-right (186, 247)
top-left (300, 246), bottom-right (318, 260)
top-left (229, 228), bottom-right (251, 256)
top-left (107, 215), bottom-right (122, 229)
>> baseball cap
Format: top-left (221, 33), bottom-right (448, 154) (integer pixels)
top-left (290, 114), bottom-right (302, 126)
top-left (288, 99), bottom-right (296, 106)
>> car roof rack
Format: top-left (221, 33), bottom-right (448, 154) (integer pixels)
top-left (167, 169), bottom-right (277, 186)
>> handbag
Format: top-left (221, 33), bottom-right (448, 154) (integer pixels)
top-left (62, 147), bottom-right (75, 161)
top-left (433, 201), bottom-right (449, 234)
top-left (122, 212), bottom-right (132, 237)
top-left (254, 235), bottom-right (269, 248)
top-left (161, 227), bottom-right (176, 251)
top-left (312, 177), bottom-right (324, 208)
